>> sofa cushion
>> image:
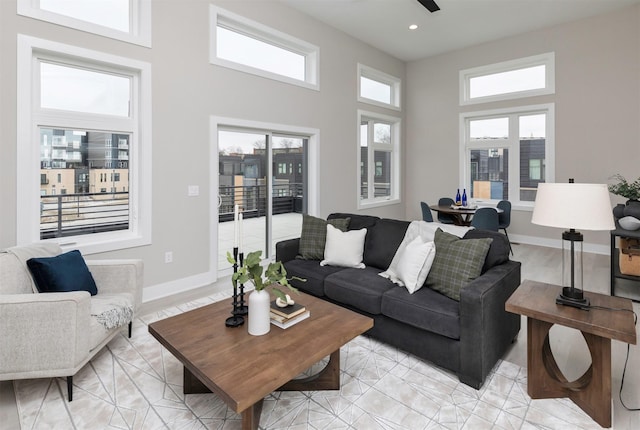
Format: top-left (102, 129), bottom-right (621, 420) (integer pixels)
top-left (26, 250), bottom-right (98, 296)
top-left (328, 213), bottom-right (379, 231)
top-left (2, 243), bottom-right (63, 294)
top-left (298, 214), bottom-right (350, 260)
top-left (463, 229), bottom-right (510, 273)
top-left (321, 225), bottom-right (367, 268)
top-left (363, 218), bottom-right (410, 270)
top-left (0, 253), bottom-right (35, 295)
top-left (324, 266), bottom-right (395, 314)
top-left (283, 259), bottom-right (346, 297)
top-left (381, 285), bottom-right (461, 340)
top-left (426, 229), bottom-right (492, 301)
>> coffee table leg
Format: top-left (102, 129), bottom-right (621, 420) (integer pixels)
top-left (278, 349), bottom-right (341, 391)
top-left (184, 366), bottom-right (265, 430)
top-left (183, 366), bottom-right (211, 394)
top-left (241, 399), bottom-right (263, 430)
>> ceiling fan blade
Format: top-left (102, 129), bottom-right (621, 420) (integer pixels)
top-left (417, 0), bottom-right (440, 13)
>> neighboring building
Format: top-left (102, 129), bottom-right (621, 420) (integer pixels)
top-left (218, 148), bottom-right (304, 219)
top-left (469, 138), bottom-right (545, 201)
top-left (39, 129), bottom-right (129, 196)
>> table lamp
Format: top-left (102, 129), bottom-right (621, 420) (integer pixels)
top-left (531, 180), bottom-right (615, 309)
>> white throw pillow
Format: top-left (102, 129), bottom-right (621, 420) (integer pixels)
top-left (320, 224), bottom-right (367, 269)
top-left (395, 236), bottom-right (436, 294)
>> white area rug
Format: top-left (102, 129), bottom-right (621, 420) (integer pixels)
top-left (14, 293), bottom-right (602, 429)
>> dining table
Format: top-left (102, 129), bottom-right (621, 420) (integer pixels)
top-left (429, 204), bottom-right (503, 226)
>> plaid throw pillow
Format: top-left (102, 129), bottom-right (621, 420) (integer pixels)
top-left (426, 229), bottom-right (492, 301)
top-left (298, 215), bottom-right (350, 260)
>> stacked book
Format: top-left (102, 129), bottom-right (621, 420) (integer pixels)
top-left (270, 301), bottom-right (310, 329)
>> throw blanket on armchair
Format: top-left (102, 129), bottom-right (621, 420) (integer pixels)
top-left (379, 221), bottom-right (471, 287)
top-left (91, 294), bottom-right (134, 330)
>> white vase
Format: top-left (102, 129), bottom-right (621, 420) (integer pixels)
top-left (248, 289), bottom-right (271, 336)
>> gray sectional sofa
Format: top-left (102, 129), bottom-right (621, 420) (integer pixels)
top-left (276, 213), bottom-right (521, 389)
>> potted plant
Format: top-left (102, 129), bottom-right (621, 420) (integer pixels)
top-left (609, 174), bottom-right (640, 219)
top-left (227, 250), bottom-right (303, 335)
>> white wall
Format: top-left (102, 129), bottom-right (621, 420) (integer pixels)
top-left (0, 0), bottom-right (405, 299)
top-left (405, 4), bottom-right (640, 252)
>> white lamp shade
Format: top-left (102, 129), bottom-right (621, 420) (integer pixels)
top-left (531, 183), bottom-right (615, 231)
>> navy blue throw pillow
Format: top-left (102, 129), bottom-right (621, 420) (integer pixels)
top-left (27, 250), bottom-right (98, 296)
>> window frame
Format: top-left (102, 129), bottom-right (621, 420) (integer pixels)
top-left (17, 34), bottom-right (152, 255)
top-left (209, 5), bottom-right (319, 91)
top-left (459, 53), bottom-right (555, 105)
top-left (357, 63), bottom-right (401, 111)
top-left (17, 0), bottom-right (152, 47)
top-left (459, 104), bottom-right (555, 210)
top-left (357, 110), bottom-right (401, 209)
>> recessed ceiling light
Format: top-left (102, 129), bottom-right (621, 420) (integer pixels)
top-left (409, 24), bottom-right (418, 30)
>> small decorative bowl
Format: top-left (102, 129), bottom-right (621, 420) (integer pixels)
top-left (618, 216), bottom-right (640, 231)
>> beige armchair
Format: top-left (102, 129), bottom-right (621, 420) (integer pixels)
top-left (0, 243), bottom-right (143, 401)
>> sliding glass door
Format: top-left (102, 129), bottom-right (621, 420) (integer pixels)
top-left (217, 128), bottom-right (307, 274)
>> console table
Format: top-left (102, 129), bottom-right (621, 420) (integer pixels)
top-left (506, 280), bottom-right (636, 428)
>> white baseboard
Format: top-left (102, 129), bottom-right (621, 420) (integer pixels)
top-left (142, 271), bottom-right (221, 303)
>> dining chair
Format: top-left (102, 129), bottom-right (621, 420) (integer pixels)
top-left (497, 200), bottom-right (513, 255)
top-left (420, 201), bottom-right (434, 222)
top-left (437, 197), bottom-right (456, 224)
top-left (470, 207), bottom-right (499, 231)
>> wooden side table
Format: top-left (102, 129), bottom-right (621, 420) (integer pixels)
top-left (506, 280), bottom-right (637, 428)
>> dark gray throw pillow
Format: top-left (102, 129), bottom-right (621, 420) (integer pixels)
top-left (26, 250), bottom-right (98, 296)
top-left (426, 229), bottom-right (492, 301)
top-left (298, 215), bottom-right (350, 260)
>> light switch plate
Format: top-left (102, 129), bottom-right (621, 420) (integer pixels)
top-left (188, 185), bottom-right (199, 196)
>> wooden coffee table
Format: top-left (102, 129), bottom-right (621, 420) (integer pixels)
top-left (148, 288), bottom-right (373, 430)
top-left (506, 280), bottom-right (637, 428)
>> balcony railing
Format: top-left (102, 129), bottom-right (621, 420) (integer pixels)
top-left (40, 192), bottom-right (129, 239)
top-left (219, 183), bottom-right (303, 221)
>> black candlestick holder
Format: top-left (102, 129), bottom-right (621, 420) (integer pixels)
top-left (234, 252), bottom-right (248, 316)
top-left (225, 247), bottom-right (244, 327)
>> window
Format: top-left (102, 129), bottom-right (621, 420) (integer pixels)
top-left (460, 53), bottom-right (555, 105)
top-left (17, 0), bottom-right (151, 47)
top-left (358, 110), bottom-right (400, 207)
top-left (210, 6), bottom-right (319, 90)
top-left (17, 35), bottom-right (152, 254)
top-left (460, 104), bottom-right (554, 208)
top-left (358, 64), bottom-right (401, 110)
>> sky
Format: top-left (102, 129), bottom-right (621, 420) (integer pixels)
top-left (40, 0), bottom-right (130, 32)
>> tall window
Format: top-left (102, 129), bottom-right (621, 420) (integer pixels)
top-left (17, 35), bottom-right (152, 254)
top-left (210, 6), bottom-right (319, 90)
top-left (358, 64), bottom-right (401, 110)
top-left (17, 0), bottom-right (152, 47)
top-left (460, 53), bottom-right (555, 105)
top-left (358, 110), bottom-right (400, 207)
top-left (460, 104), bottom-right (555, 207)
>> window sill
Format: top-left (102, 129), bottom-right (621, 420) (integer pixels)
top-left (357, 198), bottom-right (400, 210)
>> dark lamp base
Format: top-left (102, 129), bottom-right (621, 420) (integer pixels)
top-left (556, 287), bottom-right (590, 310)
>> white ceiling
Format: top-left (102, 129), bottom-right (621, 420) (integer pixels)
top-left (280, 0), bottom-right (640, 62)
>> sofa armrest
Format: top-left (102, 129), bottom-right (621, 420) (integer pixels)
top-left (0, 292), bottom-right (91, 379)
top-left (276, 238), bottom-right (300, 263)
top-left (458, 260), bottom-right (521, 388)
top-left (86, 259), bottom-right (143, 311)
